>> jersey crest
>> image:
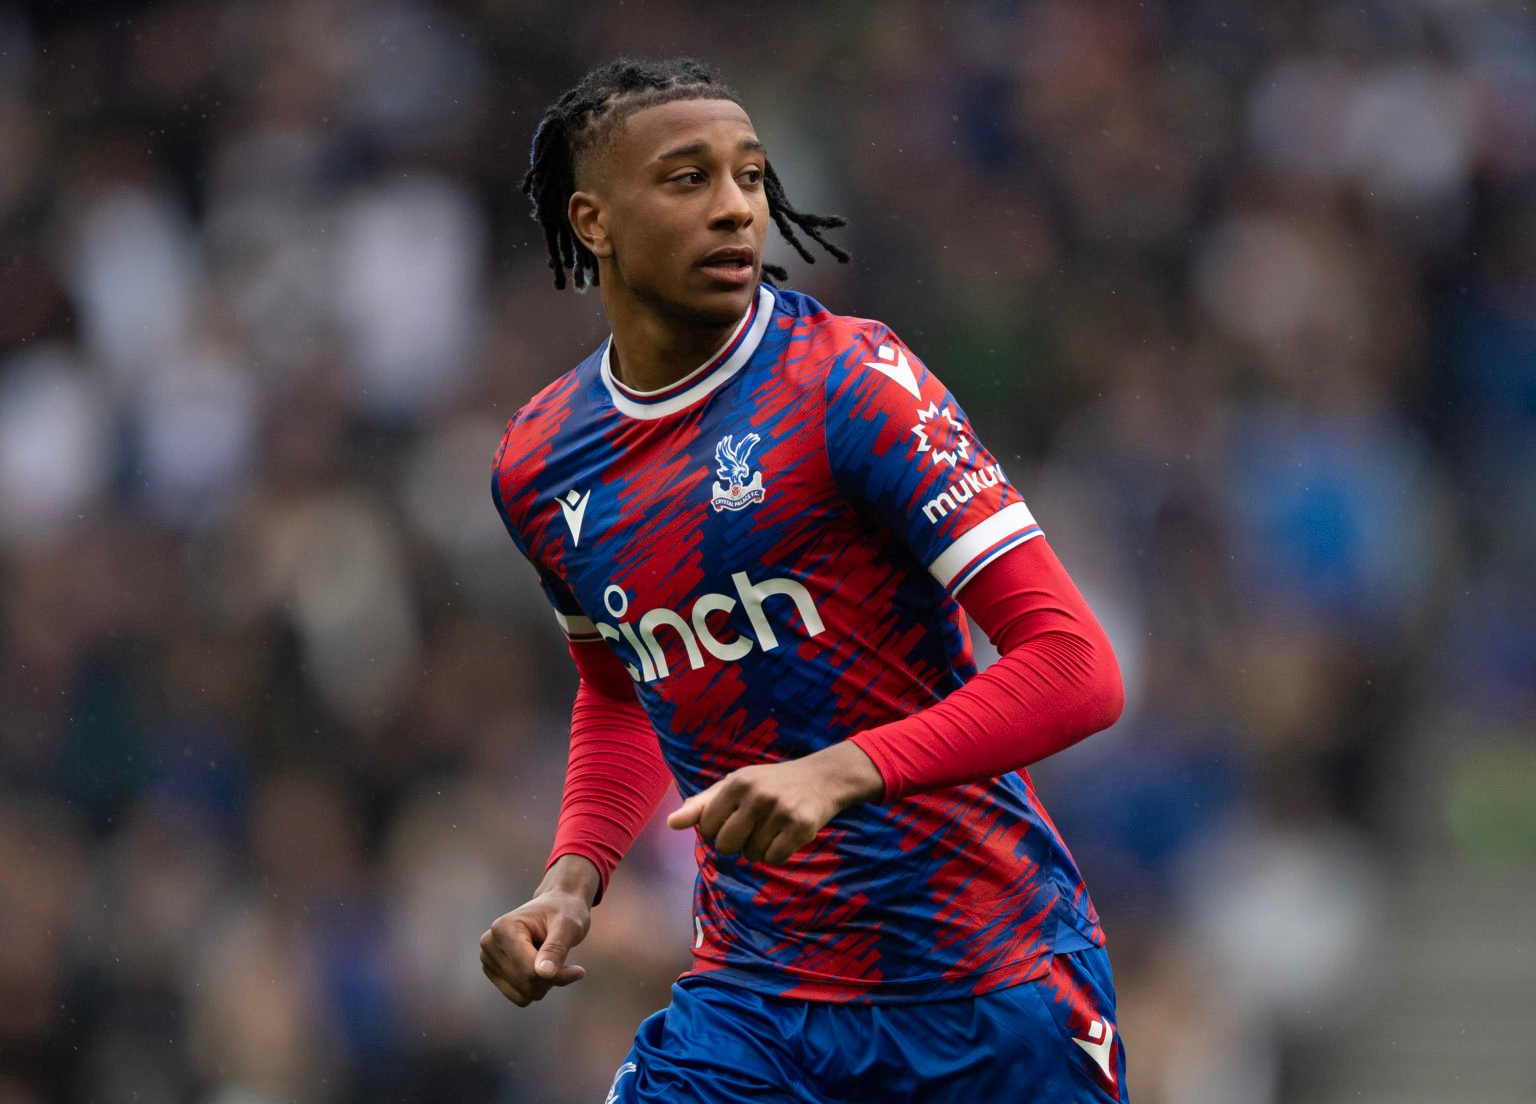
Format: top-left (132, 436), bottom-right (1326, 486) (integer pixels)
top-left (710, 432), bottom-right (766, 512)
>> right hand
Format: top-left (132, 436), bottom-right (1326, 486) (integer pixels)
top-left (480, 859), bottom-right (598, 1006)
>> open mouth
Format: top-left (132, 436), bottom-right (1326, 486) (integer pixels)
top-left (698, 248), bottom-right (756, 285)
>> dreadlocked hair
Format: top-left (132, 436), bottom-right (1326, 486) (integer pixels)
top-left (521, 56), bottom-right (850, 291)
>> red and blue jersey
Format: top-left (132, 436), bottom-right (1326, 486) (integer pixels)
top-left (493, 284), bottom-right (1104, 1002)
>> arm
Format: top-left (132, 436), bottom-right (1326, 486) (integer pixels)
top-left (547, 641), bottom-right (675, 901)
top-left (667, 326), bottom-right (1119, 861)
top-left (668, 536), bottom-right (1122, 862)
top-left (481, 642), bottom-right (672, 1004)
top-left (848, 534), bottom-right (1123, 800)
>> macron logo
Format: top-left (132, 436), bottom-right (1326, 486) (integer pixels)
top-left (866, 343), bottom-right (921, 398)
top-left (558, 488), bottom-right (591, 546)
top-left (1073, 1018), bottom-right (1116, 1083)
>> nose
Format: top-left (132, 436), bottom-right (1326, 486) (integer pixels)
top-left (709, 176), bottom-right (754, 231)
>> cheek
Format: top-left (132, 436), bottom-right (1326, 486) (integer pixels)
top-left (614, 206), bottom-right (690, 270)
top-left (650, 223), bottom-right (700, 278)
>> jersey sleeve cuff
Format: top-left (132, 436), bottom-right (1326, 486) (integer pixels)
top-left (848, 728), bottom-right (905, 803)
top-left (553, 610), bottom-right (602, 642)
top-left (926, 501), bottom-right (1043, 595)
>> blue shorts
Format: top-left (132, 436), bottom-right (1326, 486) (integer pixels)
top-left (604, 947), bottom-right (1128, 1103)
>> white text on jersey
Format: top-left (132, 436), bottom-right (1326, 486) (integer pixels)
top-left (922, 462), bottom-right (1007, 523)
top-left (596, 572), bottom-right (825, 683)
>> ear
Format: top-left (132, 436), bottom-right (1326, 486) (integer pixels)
top-left (568, 191), bottom-right (612, 259)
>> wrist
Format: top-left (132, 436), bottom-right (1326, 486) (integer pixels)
top-left (539, 853), bottom-right (602, 906)
top-left (814, 740), bottom-right (887, 811)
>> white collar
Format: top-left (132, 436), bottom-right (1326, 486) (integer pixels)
top-left (600, 285), bottom-right (774, 420)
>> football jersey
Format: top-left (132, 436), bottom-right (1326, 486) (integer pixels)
top-left (492, 283), bottom-right (1104, 1002)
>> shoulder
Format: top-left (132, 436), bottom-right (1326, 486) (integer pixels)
top-left (767, 284), bottom-right (893, 350)
top-left (492, 351), bottom-right (600, 526)
top-left (495, 354), bottom-right (597, 469)
top-left (762, 285), bottom-right (903, 392)
top-left (767, 288), bottom-right (934, 420)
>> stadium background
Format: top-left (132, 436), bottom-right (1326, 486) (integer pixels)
top-left (2, 0), bottom-right (1534, 1101)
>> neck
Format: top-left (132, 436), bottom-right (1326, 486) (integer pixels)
top-left (600, 285), bottom-right (750, 394)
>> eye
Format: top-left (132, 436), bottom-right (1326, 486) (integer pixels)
top-left (672, 170), bottom-right (706, 186)
top-left (739, 167), bottom-right (763, 185)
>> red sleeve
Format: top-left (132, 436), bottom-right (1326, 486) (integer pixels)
top-left (546, 642), bottom-right (674, 904)
top-left (849, 537), bottom-right (1124, 802)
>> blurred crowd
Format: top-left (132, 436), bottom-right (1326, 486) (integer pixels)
top-left (2, 0), bottom-right (1534, 1101)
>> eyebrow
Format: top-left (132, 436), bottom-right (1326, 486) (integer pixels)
top-left (654, 138), bottom-right (765, 162)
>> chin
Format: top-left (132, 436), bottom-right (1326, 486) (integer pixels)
top-left (700, 283), bottom-right (759, 320)
top-left (650, 278), bottom-right (758, 328)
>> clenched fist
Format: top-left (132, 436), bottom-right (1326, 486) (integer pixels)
top-left (480, 855), bottom-right (599, 1006)
top-left (667, 741), bottom-right (884, 865)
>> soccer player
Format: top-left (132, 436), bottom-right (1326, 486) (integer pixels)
top-left (481, 57), bottom-right (1129, 1102)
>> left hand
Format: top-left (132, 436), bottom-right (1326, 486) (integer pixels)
top-left (666, 742), bottom-right (884, 865)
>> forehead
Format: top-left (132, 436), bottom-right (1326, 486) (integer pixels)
top-left (613, 98), bottom-right (759, 163)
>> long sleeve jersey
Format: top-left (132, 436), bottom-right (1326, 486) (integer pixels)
top-left (493, 284), bottom-right (1121, 1002)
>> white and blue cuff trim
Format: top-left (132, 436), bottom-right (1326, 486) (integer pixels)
top-left (928, 502), bottom-right (1043, 594)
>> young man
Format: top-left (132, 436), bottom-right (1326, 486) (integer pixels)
top-left (481, 57), bottom-right (1129, 1102)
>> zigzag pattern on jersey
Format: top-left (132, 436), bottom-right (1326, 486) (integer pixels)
top-left (491, 285), bottom-right (1101, 1003)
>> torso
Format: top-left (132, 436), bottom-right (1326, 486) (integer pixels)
top-left (494, 284), bottom-right (1103, 1002)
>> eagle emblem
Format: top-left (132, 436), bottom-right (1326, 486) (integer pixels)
top-left (710, 432), bottom-right (766, 512)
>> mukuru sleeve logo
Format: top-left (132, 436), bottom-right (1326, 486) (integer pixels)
top-left (825, 329), bottom-right (1041, 595)
top-left (911, 400), bottom-right (971, 469)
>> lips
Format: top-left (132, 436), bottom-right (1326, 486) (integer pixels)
top-left (697, 245), bottom-right (756, 288)
top-left (697, 246), bottom-right (755, 269)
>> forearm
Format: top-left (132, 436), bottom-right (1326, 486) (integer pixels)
top-left (664, 541), bottom-right (1117, 863)
top-left (788, 739), bottom-right (886, 812)
top-left (850, 538), bottom-right (1123, 802)
top-left (547, 644), bottom-right (674, 903)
